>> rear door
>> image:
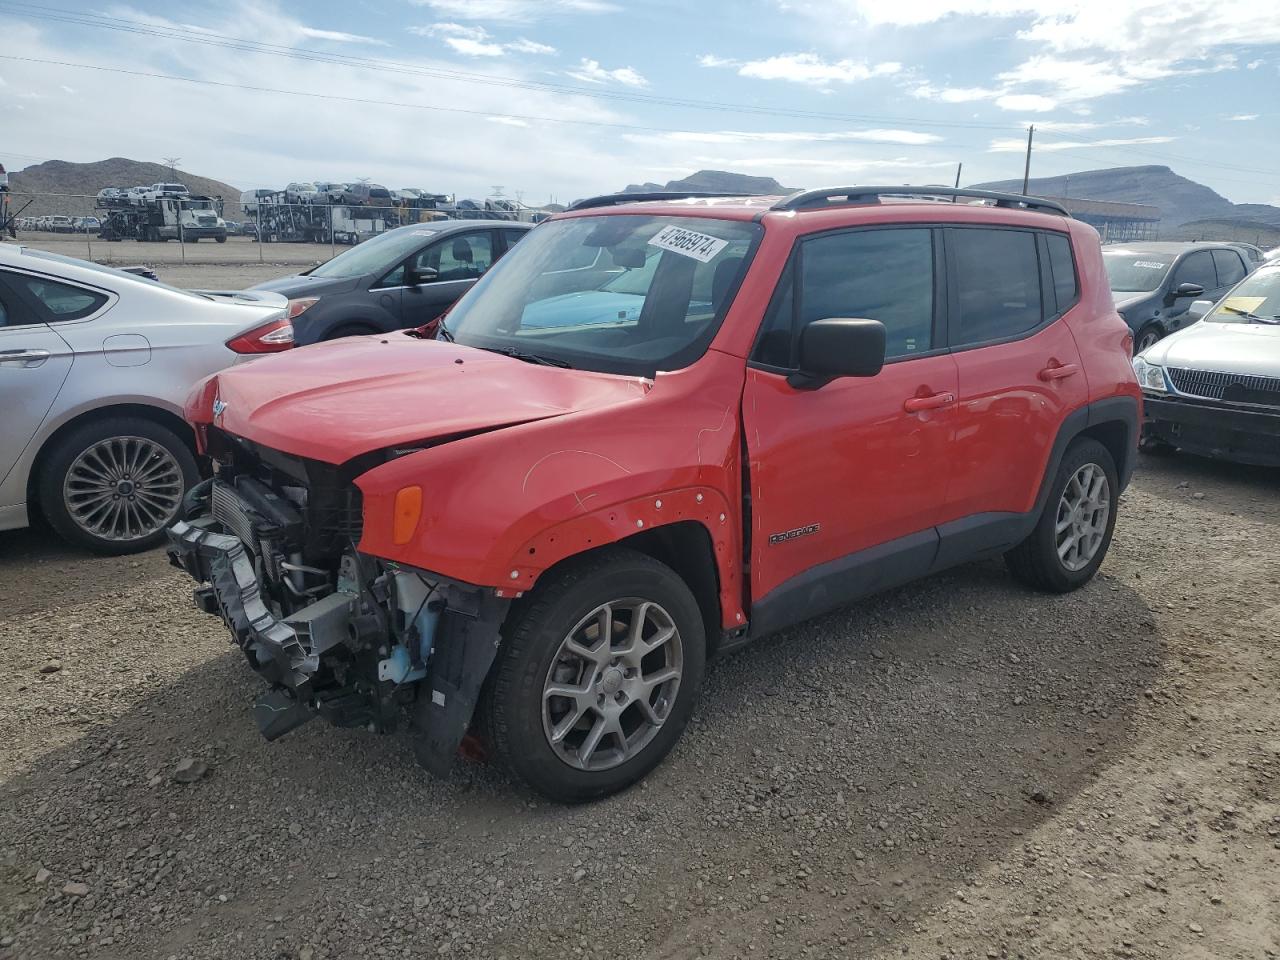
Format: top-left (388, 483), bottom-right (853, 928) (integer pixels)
top-left (402, 229), bottom-right (497, 326)
top-left (743, 225), bottom-right (957, 607)
top-left (0, 271), bottom-right (76, 488)
top-left (940, 227), bottom-right (1088, 556)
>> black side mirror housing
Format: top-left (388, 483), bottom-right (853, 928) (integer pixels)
top-left (788, 318), bottom-right (886, 389)
top-left (1172, 281), bottom-right (1205, 299)
top-left (407, 266), bottom-right (438, 286)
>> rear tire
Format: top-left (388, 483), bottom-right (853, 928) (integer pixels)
top-left (1005, 438), bottom-right (1118, 593)
top-left (483, 548), bottom-right (706, 803)
top-left (39, 417), bottom-right (199, 555)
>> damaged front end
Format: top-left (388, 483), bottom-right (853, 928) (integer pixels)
top-left (166, 434), bottom-right (508, 776)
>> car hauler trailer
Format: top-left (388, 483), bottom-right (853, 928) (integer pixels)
top-left (97, 192), bottom-right (228, 242)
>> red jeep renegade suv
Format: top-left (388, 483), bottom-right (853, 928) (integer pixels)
top-left (169, 186), bottom-right (1141, 801)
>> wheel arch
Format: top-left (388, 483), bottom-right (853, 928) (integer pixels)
top-left (1033, 396), bottom-right (1139, 519)
top-left (28, 402), bottom-right (199, 513)
top-left (518, 520), bottom-right (725, 659)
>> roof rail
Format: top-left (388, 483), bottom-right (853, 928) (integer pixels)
top-left (771, 186), bottom-right (1070, 217)
top-left (567, 191), bottom-right (753, 211)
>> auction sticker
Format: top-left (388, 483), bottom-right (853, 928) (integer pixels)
top-left (1132, 261), bottom-right (1166, 269)
top-left (648, 225), bottom-right (729, 263)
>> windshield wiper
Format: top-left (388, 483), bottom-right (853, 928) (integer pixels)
top-left (435, 320), bottom-right (455, 342)
top-left (1219, 305), bottom-right (1280, 324)
top-left (480, 345), bottom-right (571, 367)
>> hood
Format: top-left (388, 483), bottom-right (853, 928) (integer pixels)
top-left (1143, 320), bottom-right (1280, 376)
top-left (191, 335), bottom-right (652, 464)
top-left (250, 274), bottom-right (360, 297)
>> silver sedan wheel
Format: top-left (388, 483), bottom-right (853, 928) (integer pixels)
top-left (1055, 462), bottom-right (1110, 572)
top-left (542, 598), bottom-right (683, 772)
top-left (63, 436), bottom-right (184, 543)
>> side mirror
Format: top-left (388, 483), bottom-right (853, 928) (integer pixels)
top-left (407, 266), bottom-right (438, 286)
top-left (789, 318), bottom-right (886, 389)
top-left (1172, 281), bottom-right (1205, 299)
top-left (1186, 299), bottom-right (1214, 321)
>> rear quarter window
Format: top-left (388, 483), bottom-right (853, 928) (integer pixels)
top-left (20, 276), bottom-right (109, 320)
top-left (1046, 233), bottom-right (1079, 313)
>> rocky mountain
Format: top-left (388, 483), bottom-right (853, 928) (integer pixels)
top-left (8, 158), bottom-right (244, 219)
top-left (622, 169), bottom-right (799, 197)
top-left (972, 165), bottom-right (1280, 228)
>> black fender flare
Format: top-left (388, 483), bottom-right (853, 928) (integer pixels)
top-left (1032, 396), bottom-right (1140, 519)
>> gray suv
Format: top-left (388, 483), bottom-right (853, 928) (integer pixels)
top-left (250, 220), bottom-right (531, 344)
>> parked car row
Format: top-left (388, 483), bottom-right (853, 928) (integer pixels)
top-left (13, 215), bottom-right (103, 233)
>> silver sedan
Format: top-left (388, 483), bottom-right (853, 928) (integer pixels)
top-left (1, 244), bottom-right (292, 553)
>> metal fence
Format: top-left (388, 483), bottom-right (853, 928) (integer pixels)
top-left (0, 191), bottom-right (540, 264)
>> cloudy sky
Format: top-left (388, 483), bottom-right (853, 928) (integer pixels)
top-left (2, 0), bottom-right (1278, 205)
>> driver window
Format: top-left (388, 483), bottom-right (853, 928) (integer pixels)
top-left (1174, 251), bottom-right (1216, 289)
top-left (416, 233), bottom-right (494, 282)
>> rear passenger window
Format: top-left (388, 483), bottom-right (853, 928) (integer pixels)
top-left (1046, 233), bottom-right (1079, 313)
top-left (1212, 249), bottom-right (1246, 287)
top-left (19, 276), bottom-right (107, 320)
top-left (950, 229), bottom-right (1042, 346)
top-left (797, 228), bottom-right (934, 360)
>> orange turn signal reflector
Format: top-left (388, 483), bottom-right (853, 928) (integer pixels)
top-left (392, 486), bottom-right (423, 545)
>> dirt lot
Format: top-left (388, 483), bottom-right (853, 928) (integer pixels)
top-left (8, 234), bottom-right (331, 289)
top-left (1, 451), bottom-right (1277, 960)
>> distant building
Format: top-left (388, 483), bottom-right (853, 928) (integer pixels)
top-left (1040, 196), bottom-right (1161, 242)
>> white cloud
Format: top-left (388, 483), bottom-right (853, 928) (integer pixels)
top-left (413, 22), bottom-right (556, 56)
top-left (1228, 113), bottom-right (1259, 121)
top-left (566, 58), bottom-right (647, 87)
top-left (411, 0), bottom-right (617, 21)
top-left (703, 52), bottom-right (901, 87)
top-left (627, 128), bottom-right (942, 146)
top-left (988, 135), bottom-right (1175, 152)
top-left (1246, 59), bottom-right (1263, 70)
top-left (297, 26), bottom-right (386, 45)
top-left (488, 115), bottom-right (529, 126)
top-left (60, 84), bottom-right (76, 94)
top-left (445, 36), bottom-right (505, 56)
top-left (911, 83), bottom-right (1002, 103)
top-left (995, 93), bottom-right (1057, 112)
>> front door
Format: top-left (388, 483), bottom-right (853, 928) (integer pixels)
top-left (402, 230), bottom-right (496, 326)
top-left (743, 226), bottom-right (957, 610)
top-left (0, 272), bottom-right (74, 489)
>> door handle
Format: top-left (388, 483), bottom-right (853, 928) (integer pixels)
top-left (904, 391), bottom-right (955, 412)
top-left (0, 348), bottom-right (52, 368)
top-left (1038, 362), bottom-right (1079, 381)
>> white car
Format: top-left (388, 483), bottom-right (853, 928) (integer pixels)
top-left (1266, 246), bottom-right (1280, 262)
top-left (1133, 261), bottom-right (1280, 466)
top-left (0, 245), bottom-right (293, 553)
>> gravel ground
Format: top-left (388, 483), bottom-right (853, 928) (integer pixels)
top-left (1, 452), bottom-right (1277, 960)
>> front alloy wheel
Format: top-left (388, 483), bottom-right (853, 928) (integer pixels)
top-left (483, 549), bottom-right (706, 802)
top-left (542, 599), bottom-right (684, 771)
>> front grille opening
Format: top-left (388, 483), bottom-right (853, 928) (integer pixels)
top-left (1168, 367), bottom-right (1280, 407)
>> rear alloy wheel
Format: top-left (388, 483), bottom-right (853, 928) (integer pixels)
top-left (484, 549), bottom-right (706, 802)
top-left (40, 417), bottom-right (198, 555)
top-left (1134, 324), bottom-right (1162, 355)
top-left (1005, 437), bottom-right (1118, 592)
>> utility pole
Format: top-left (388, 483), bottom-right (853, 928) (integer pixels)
top-left (1021, 125), bottom-right (1034, 195)
top-left (163, 157), bottom-right (181, 179)
top-left (954, 162), bottom-right (962, 189)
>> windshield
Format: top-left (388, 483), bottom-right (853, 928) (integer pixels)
top-left (307, 226), bottom-right (436, 279)
top-left (1204, 266), bottom-right (1280, 324)
top-left (1104, 252), bottom-right (1172, 292)
top-left (442, 214), bottom-right (760, 376)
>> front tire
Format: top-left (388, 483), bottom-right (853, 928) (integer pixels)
top-left (1134, 323), bottom-right (1162, 355)
top-left (323, 323), bottom-right (378, 341)
top-left (1005, 438), bottom-right (1118, 593)
top-left (484, 549), bottom-right (706, 802)
top-left (39, 417), bottom-right (198, 555)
